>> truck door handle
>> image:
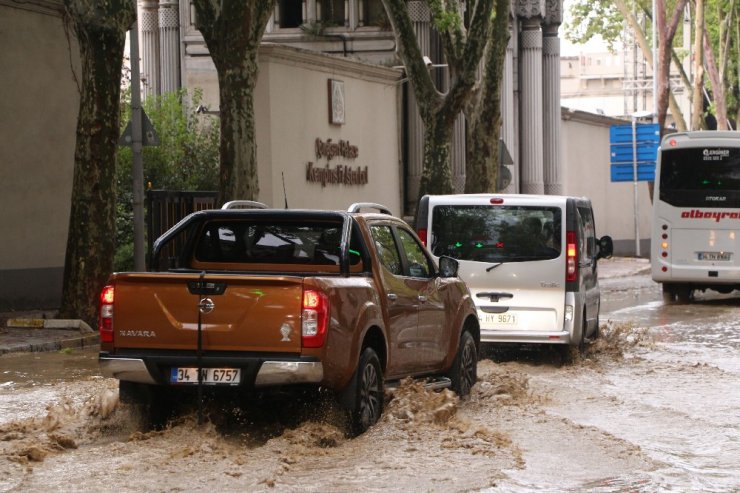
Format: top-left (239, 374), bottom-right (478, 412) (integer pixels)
top-left (387, 293), bottom-right (397, 301)
top-left (417, 295), bottom-right (427, 302)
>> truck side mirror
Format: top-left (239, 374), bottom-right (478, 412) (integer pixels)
top-left (596, 236), bottom-right (613, 260)
top-left (438, 256), bottom-right (459, 277)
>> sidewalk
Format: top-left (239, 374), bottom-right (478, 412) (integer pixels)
top-left (0, 257), bottom-right (650, 356)
top-left (0, 312), bottom-right (99, 356)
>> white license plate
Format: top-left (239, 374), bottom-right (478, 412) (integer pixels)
top-left (170, 367), bottom-right (241, 385)
top-left (483, 313), bottom-right (518, 325)
top-left (698, 251), bottom-right (732, 261)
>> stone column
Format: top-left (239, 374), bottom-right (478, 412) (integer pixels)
top-left (405, 1), bottom-right (431, 214)
top-left (542, 0), bottom-right (563, 195)
top-left (501, 14), bottom-right (517, 193)
top-left (516, 1), bottom-right (544, 194)
top-left (159, 0), bottom-right (181, 94)
top-left (140, 0), bottom-right (160, 99)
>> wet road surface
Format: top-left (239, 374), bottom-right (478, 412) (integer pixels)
top-left (1, 265), bottom-right (738, 492)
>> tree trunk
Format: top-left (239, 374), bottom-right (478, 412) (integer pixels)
top-left (59, 1), bottom-right (136, 326)
top-left (654, 0), bottom-right (688, 133)
top-left (192, 1), bottom-right (274, 204)
top-left (704, 27), bottom-right (730, 129)
top-left (615, 0), bottom-right (687, 130)
top-left (464, 0), bottom-right (509, 193)
top-left (691, 0), bottom-right (705, 130)
top-left (381, 0), bottom-right (494, 204)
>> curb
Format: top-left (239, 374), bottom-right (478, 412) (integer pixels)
top-left (5, 318), bottom-right (94, 333)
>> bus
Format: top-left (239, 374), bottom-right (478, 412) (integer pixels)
top-left (651, 131), bottom-right (740, 303)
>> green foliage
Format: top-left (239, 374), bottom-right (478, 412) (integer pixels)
top-left (115, 89), bottom-right (220, 271)
top-left (564, 0), bottom-right (624, 51)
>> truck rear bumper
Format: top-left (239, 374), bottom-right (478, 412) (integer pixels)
top-left (99, 354), bottom-right (324, 387)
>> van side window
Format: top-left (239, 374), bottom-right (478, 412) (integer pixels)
top-left (577, 206), bottom-right (596, 264)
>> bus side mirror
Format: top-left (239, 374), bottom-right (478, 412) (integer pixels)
top-left (596, 236), bottom-right (613, 260)
top-left (438, 256), bottom-right (459, 277)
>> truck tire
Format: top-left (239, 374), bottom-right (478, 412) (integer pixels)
top-left (448, 330), bottom-right (477, 398)
top-left (119, 381), bottom-right (171, 430)
top-left (341, 347), bottom-right (383, 436)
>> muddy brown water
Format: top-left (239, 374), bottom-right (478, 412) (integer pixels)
top-left (1, 277), bottom-right (739, 492)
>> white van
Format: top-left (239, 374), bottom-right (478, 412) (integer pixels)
top-left (416, 194), bottom-right (613, 349)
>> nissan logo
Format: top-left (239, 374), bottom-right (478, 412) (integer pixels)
top-left (198, 297), bottom-right (215, 314)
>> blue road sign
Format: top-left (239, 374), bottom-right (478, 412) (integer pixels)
top-left (609, 123), bottom-right (660, 182)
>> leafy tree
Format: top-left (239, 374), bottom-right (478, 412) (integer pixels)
top-left (463, 0), bottom-right (510, 193)
top-left (381, 0), bottom-right (496, 200)
top-left (191, 1), bottom-right (276, 205)
top-left (565, 0), bottom-right (739, 130)
top-left (115, 89), bottom-right (220, 271)
top-left (59, 0), bottom-right (136, 326)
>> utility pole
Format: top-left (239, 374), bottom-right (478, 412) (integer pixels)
top-left (130, 21), bottom-right (146, 271)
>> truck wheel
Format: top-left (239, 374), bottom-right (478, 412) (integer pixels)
top-left (341, 347), bottom-right (383, 436)
top-left (119, 381), bottom-right (171, 430)
top-left (449, 330), bottom-right (477, 398)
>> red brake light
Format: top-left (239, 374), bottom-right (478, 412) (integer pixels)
top-left (302, 289), bottom-right (328, 348)
top-left (98, 285), bottom-right (115, 343)
top-left (417, 228), bottom-right (428, 247)
top-left (566, 231), bottom-right (577, 282)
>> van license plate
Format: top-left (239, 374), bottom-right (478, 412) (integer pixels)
top-left (170, 368), bottom-right (241, 385)
top-left (483, 313), bottom-right (518, 325)
top-left (698, 252), bottom-right (732, 261)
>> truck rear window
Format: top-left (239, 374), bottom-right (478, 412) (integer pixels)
top-left (431, 205), bottom-right (562, 262)
top-left (193, 220), bottom-right (359, 267)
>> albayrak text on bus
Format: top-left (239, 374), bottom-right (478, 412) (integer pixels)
top-left (681, 209), bottom-right (740, 222)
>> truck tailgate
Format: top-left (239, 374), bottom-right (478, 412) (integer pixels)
top-left (112, 273), bottom-right (304, 353)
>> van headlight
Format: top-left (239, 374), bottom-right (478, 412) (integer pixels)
top-left (565, 305), bottom-right (574, 322)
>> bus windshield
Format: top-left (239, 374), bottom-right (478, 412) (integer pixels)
top-left (659, 147), bottom-right (740, 207)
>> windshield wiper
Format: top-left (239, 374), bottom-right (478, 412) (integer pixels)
top-left (486, 262), bottom-right (503, 272)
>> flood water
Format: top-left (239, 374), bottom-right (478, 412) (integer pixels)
top-left (1, 266), bottom-right (739, 492)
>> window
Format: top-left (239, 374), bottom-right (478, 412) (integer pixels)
top-left (371, 225), bottom-right (402, 275)
top-left (360, 0), bottom-right (388, 27)
top-left (397, 229), bottom-right (432, 278)
top-left (277, 0), bottom-right (304, 28)
top-left (194, 219), bottom-right (346, 266)
top-left (431, 205), bottom-right (562, 263)
top-left (319, 0), bottom-right (346, 26)
top-left (577, 206), bottom-right (595, 264)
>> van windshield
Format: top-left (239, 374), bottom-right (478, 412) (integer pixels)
top-left (430, 205), bottom-right (562, 262)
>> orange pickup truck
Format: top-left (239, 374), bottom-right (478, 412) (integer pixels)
top-left (99, 203), bottom-right (479, 434)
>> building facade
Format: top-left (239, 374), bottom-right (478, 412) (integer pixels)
top-left (1, 0), bottom-right (654, 311)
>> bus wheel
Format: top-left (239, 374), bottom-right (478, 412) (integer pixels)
top-left (675, 285), bottom-right (692, 304)
top-left (662, 285), bottom-right (676, 304)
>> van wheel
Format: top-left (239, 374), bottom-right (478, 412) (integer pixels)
top-left (578, 316), bottom-right (589, 355)
top-left (448, 330), bottom-right (477, 398)
top-left (341, 347), bottom-right (384, 436)
top-left (675, 285), bottom-right (692, 304)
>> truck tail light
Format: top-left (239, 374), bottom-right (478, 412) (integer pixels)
top-left (302, 289), bottom-right (328, 348)
top-left (566, 231), bottom-right (578, 282)
top-left (417, 228), bottom-right (428, 247)
top-left (98, 285), bottom-right (115, 343)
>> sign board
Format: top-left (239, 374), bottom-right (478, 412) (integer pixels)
top-left (609, 123), bottom-right (660, 182)
top-left (119, 110), bottom-right (160, 147)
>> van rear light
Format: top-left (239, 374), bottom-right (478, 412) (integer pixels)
top-left (98, 285), bottom-right (115, 343)
top-left (566, 231), bottom-right (577, 282)
top-left (417, 228), bottom-right (428, 247)
top-left (302, 289), bottom-right (329, 348)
